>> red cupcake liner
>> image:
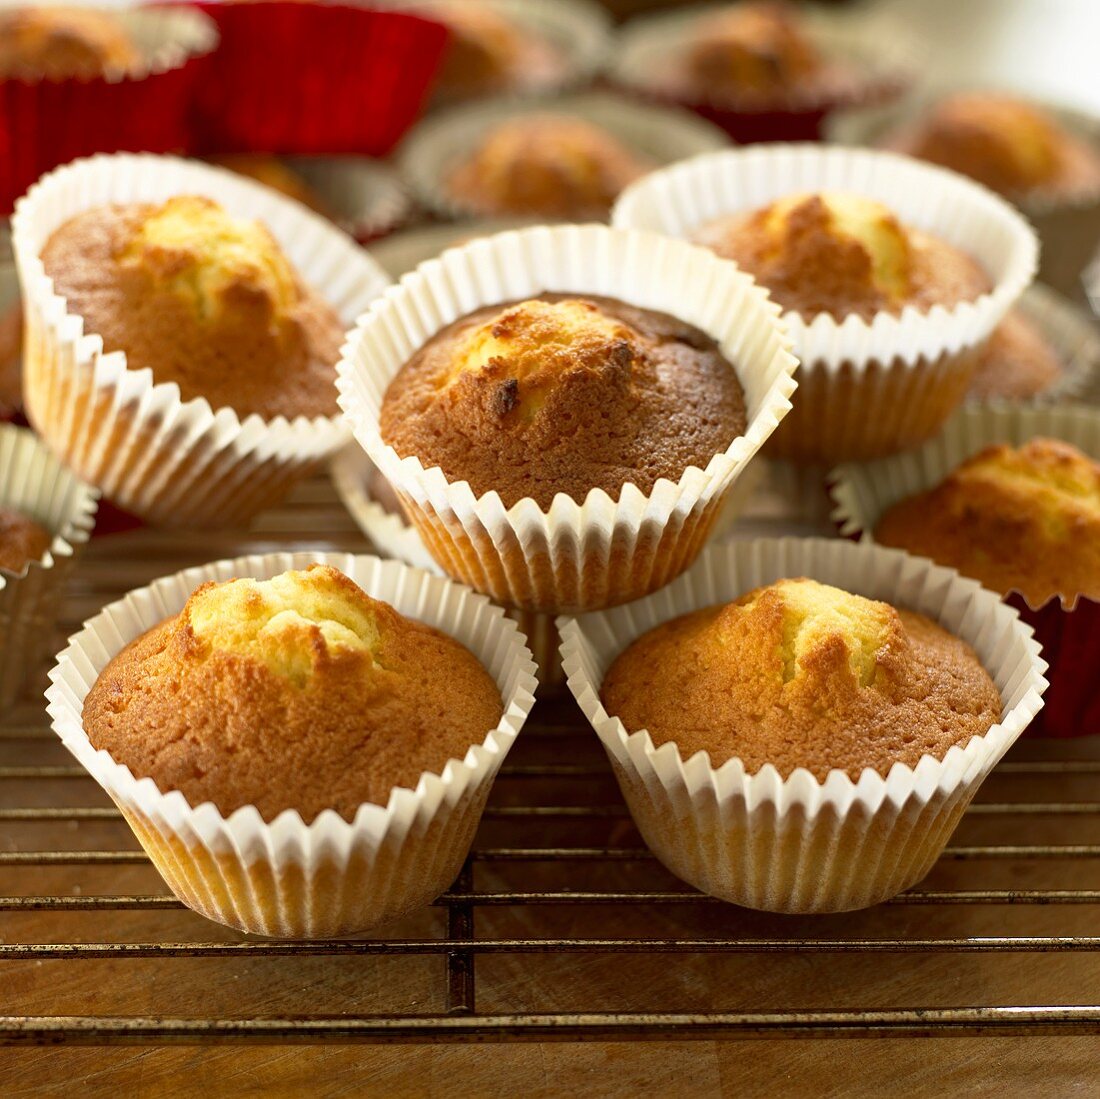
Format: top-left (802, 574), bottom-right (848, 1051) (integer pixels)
top-left (0, 10), bottom-right (216, 214)
top-left (192, 3), bottom-right (448, 156)
top-left (1009, 593), bottom-right (1100, 739)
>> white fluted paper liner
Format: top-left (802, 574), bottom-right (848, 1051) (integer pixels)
top-left (12, 153), bottom-right (392, 528)
top-left (46, 550), bottom-right (538, 938)
top-left (369, 218), bottom-right (558, 280)
top-left (558, 537), bottom-right (1047, 914)
top-left (613, 144), bottom-right (1038, 462)
top-left (396, 91), bottom-right (730, 221)
top-left (830, 403), bottom-right (1100, 546)
top-left (609, 4), bottom-right (918, 114)
top-left (984, 283), bottom-right (1100, 405)
top-left (331, 441), bottom-right (757, 688)
top-left (281, 157), bottom-right (412, 244)
top-left (336, 223), bottom-right (799, 614)
top-left (0, 423), bottom-right (98, 706)
top-left (378, 0), bottom-right (611, 98)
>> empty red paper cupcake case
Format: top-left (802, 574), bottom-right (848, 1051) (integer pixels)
top-left (0, 7), bottom-right (217, 213)
top-left (1009, 593), bottom-right (1100, 739)
top-left (192, 3), bottom-right (449, 156)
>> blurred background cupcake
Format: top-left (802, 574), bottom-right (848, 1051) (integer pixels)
top-left (397, 91), bottom-right (729, 221)
top-left (833, 90), bottom-right (1100, 299)
top-left (608, 1), bottom-right (915, 144)
top-left (0, 4), bottom-right (218, 211)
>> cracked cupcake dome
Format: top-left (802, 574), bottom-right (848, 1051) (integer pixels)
top-left (683, 0), bottom-right (823, 100)
top-left (39, 194), bottom-right (345, 421)
top-left (81, 565), bottom-right (504, 822)
top-left (379, 294), bottom-right (748, 508)
top-left (893, 93), bottom-right (1100, 199)
top-left (446, 114), bottom-right (653, 219)
top-left (0, 5), bottom-right (141, 80)
top-left (601, 577), bottom-right (1002, 782)
top-left (692, 190), bottom-right (991, 320)
top-left (969, 310), bottom-right (1064, 401)
top-left (875, 438), bottom-right (1100, 608)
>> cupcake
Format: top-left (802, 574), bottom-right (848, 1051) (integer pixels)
top-left (559, 537), bottom-right (1046, 913)
top-left (0, 423), bottom-right (98, 706)
top-left (337, 224), bottom-right (797, 614)
top-left (385, 0), bottom-right (609, 103)
top-left (444, 115), bottom-right (653, 220)
top-left (397, 91), bottom-right (728, 222)
top-left (613, 145), bottom-right (1038, 464)
top-left (0, 6), bottom-right (140, 80)
top-left (0, 227), bottom-right (21, 421)
top-left (610, 2), bottom-right (912, 144)
top-left (831, 404), bottom-right (1100, 739)
top-left (841, 92), bottom-right (1100, 298)
top-left (0, 6), bottom-right (216, 213)
top-left (13, 154), bottom-right (391, 527)
top-left (49, 553), bottom-right (537, 938)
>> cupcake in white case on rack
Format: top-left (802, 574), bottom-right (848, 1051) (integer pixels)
top-left (336, 223), bottom-right (798, 615)
top-left (558, 537), bottom-right (1047, 914)
top-left (0, 423), bottom-right (98, 707)
top-left (396, 91), bottom-right (729, 221)
top-left (47, 551), bottom-right (538, 939)
top-left (612, 144), bottom-right (1038, 464)
top-left (11, 153), bottom-right (392, 528)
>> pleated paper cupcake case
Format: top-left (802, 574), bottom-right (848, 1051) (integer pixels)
top-left (0, 423), bottom-right (98, 706)
top-left (47, 550), bottom-right (538, 938)
top-left (558, 536), bottom-right (1047, 913)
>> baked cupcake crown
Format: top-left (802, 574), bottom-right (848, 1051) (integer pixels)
top-left (119, 195), bottom-right (300, 325)
top-left (875, 437), bottom-right (1100, 607)
top-left (180, 564), bottom-right (392, 688)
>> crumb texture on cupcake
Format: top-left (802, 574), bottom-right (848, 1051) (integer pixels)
top-left (969, 310), bottom-right (1064, 401)
top-left (601, 577), bottom-right (1002, 781)
top-left (82, 564), bottom-right (504, 822)
top-left (0, 507), bottom-right (51, 573)
top-left (692, 190), bottom-right (991, 320)
top-left (0, 5), bottom-right (140, 80)
top-left (447, 114), bottom-right (653, 218)
top-left (890, 93), bottom-right (1100, 199)
top-left (40, 195), bottom-right (345, 421)
top-left (380, 294), bottom-right (747, 508)
top-left (876, 438), bottom-right (1100, 607)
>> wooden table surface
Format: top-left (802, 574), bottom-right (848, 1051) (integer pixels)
top-left (2, 475), bottom-right (1099, 1096)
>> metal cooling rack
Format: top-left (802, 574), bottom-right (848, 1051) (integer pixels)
top-left (2, 475), bottom-right (1100, 1045)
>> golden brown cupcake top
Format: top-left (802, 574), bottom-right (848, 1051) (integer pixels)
top-left (447, 114), bottom-right (653, 219)
top-left (684, 1), bottom-right (823, 101)
top-left (876, 438), bottom-right (1100, 608)
top-left (430, 0), bottom-right (562, 99)
top-left (82, 564), bottom-right (504, 822)
top-left (692, 191), bottom-right (991, 320)
top-left (969, 310), bottom-right (1064, 401)
top-left (209, 156), bottom-right (332, 220)
top-left (892, 93), bottom-right (1100, 200)
top-left (40, 195), bottom-right (345, 421)
top-left (0, 6), bottom-right (140, 80)
top-left (380, 294), bottom-right (747, 508)
top-left (601, 577), bottom-right (1002, 781)
top-left (0, 508), bottom-right (51, 573)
